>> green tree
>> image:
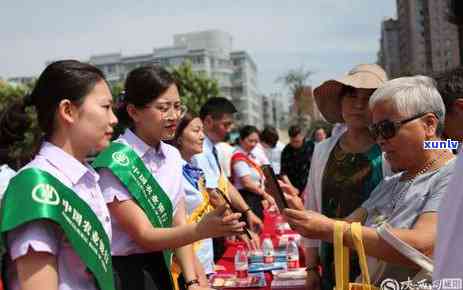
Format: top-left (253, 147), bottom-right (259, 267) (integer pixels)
top-left (0, 81), bottom-right (39, 168)
top-left (107, 80), bottom-right (126, 139)
top-left (277, 67), bottom-right (315, 129)
top-left (169, 61), bottom-right (220, 115)
top-left (110, 81), bottom-right (124, 99)
top-left (277, 67), bottom-right (314, 96)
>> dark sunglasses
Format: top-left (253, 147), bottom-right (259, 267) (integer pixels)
top-left (368, 112), bottom-right (429, 140)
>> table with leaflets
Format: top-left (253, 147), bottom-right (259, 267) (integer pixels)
top-left (211, 210), bottom-right (307, 290)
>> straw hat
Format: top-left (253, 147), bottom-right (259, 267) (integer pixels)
top-left (314, 64), bottom-right (388, 123)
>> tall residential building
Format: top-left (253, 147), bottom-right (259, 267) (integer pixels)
top-left (425, 0), bottom-right (460, 72)
top-left (379, 18), bottom-right (401, 78)
top-left (230, 51), bottom-right (262, 128)
top-left (262, 94), bottom-right (276, 127)
top-left (392, 0), bottom-right (460, 75)
top-left (86, 30), bottom-right (260, 126)
top-left (262, 93), bottom-right (289, 129)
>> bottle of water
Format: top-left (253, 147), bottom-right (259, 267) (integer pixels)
top-left (262, 234), bottom-right (275, 264)
top-left (275, 215), bottom-right (285, 236)
top-left (234, 245), bottom-right (248, 279)
top-left (286, 237), bottom-right (299, 270)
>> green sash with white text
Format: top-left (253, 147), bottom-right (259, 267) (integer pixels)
top-left (92, 142), bottom-right (174, 283)
top-left (0, 168), bottom-right (115, 290)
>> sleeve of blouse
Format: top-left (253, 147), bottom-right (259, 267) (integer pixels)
top-left (233, 161), bottom-right (252, 178)
top-left (422, 164), bottom-right (455, 213)
top-left (99, 168), bottom-right (133, 203)
top-left (173, 171), bottom-right (186, 215)
top-left (7, 220), bottom-right (59, 260)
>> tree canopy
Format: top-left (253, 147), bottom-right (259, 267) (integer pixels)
top-left (169, 61), bottom-right (220, 115)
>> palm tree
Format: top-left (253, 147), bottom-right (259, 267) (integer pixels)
top-left (277, 67), bottom-right (315, 128)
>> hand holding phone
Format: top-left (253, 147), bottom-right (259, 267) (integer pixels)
top-left (213, 188), bottom-right (253, 240)
top-left (261, 165), bottom-right (288, 212)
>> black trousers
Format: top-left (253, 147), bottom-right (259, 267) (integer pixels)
top-left (112, 252), bottom-right (174, 290)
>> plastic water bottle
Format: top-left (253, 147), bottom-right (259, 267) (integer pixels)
top-left (275, 215), bottom-right (285, 236)
top-left (234, 245), bottom-right (248, 279)
top-left (262, 235), bottom-right (275, 264)
top-left (286, 237), bottom-right (299, 270)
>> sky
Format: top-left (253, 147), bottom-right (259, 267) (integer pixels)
top-left (0, 0), bottom-right (396, 95)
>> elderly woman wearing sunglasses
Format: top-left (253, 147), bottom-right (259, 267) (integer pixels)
top-left (283, 75), bottom-right (456, 285)
top-left (288, 64), bottom-right (391, 290)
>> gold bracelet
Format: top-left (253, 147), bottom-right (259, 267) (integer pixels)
top-left (342, 222), bottom-right (352, 243)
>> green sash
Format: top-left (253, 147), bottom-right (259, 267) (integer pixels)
top-left (92, 142), bottom-right (174, 282)
top-left (0, 168), bottom-right (115, 290)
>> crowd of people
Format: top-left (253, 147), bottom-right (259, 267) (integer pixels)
top-left (0, 59), bottom-right (462, 290)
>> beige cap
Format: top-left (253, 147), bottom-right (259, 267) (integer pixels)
top-left (314, 64), bottom-right (388, 123)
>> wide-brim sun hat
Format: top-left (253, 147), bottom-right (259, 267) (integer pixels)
top-left (314, 64), bottom-right (388, 123)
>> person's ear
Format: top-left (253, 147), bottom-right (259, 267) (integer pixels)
top-left (423, 113), bottom-right (438, 137)
top-left (57, 99), bottom-right (77, 125)
top-left (127, 104), bottom-right (140, 124)
top-left (203, 115), bottom-right (213, 128)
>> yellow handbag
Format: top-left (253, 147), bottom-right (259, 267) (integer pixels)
top-left (333, 221), bottom-right (379, 290)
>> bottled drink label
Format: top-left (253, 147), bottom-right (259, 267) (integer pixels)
top-left (263, 255), bottom-right (275, 264)
top-left (235, 246), bottom-right (248, 279)
top-left (262, 237), bottom-right (275, 264)
top-left (287, 255), bottom-right (299, 269)
top-left (236, 269), bottom-right (248, 279)
top-left (286, 238), bottom-right (299, 270)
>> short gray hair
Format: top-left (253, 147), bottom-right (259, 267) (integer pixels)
top-left (369, 75), bottom-right (446, 135)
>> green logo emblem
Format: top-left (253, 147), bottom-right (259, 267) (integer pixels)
top-left (112, 152), bottom-right (129, 166)
top-left (32, 184), bottom-right (60, 205)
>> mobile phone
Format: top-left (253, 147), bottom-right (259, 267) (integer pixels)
top-left (261, 164), bottom-right (288, 212)
top-left (214, 188), bottom-right (233, 209)
top-left (215, 188), bottom-right (253, 239)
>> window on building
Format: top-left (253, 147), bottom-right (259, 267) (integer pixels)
top-left (107, 64), bottom-right (116, 74)
top-left (191, 56), bottom-right (204, 65)
top-left (233, 70), bottom-right (242, 81)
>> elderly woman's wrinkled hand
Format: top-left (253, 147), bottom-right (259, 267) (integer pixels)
top-left (282, 208), bottom-right (334, 241)
top-left (278, 180), bottom-right (299, 196)
top-left (277, 180), bottom-right (305, 210)
top-left (283, 192), bottom-right (305, 211)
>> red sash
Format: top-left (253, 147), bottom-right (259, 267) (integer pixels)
top-left (230, 151), bottom-right (265, 183)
